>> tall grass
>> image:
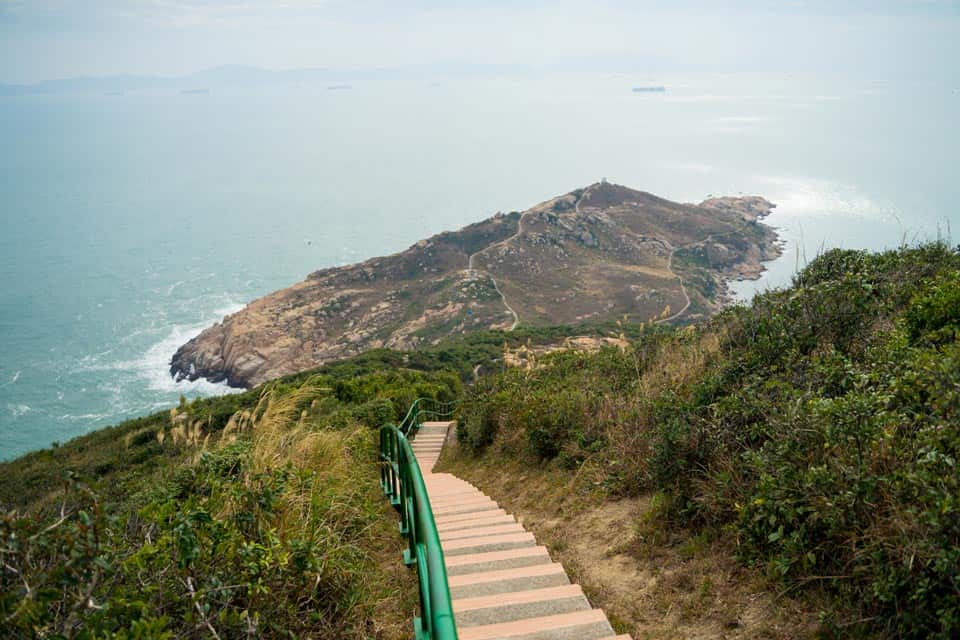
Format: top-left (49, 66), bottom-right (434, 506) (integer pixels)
top-left (0, 367), bottom-right (468, 639)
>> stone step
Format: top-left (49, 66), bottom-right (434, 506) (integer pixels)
top-left (453, 584), bottom-right (590, 628)
top-left (442, 531), bottom-right (536, 556)
top-left (457, 609), bottom-right (614, 640)
top-left (433, 502), bottom-right (502, 518)
top-left (448, 563), bottom-right (570, 599)
top-left (437, 514), bottom-right (517, 533)
top-left (427, 489), bottom-right (491, 504)
top-left (426, 483), bottom-right (479, 491)
top-left (427, 488), bottom-right (490, 504)
top-left (432, 496), bottom-right (497, 509)
top-left (445, 546), bottom-right (553, 576)
top-left (435, 508), bottom-right (509, 526)
top-left (432, 499), bottom-right (496, 513)
top-left (439, 523), bottom-right (528, 541)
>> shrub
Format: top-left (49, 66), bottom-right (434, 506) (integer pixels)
top-left (456, 244), bottom-right (960, 637)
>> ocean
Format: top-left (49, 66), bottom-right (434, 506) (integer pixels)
top-left (1, 71), bottom-right (957, 459)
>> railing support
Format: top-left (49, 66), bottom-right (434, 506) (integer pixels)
top-left (379, 398), bottom-right (459, 640)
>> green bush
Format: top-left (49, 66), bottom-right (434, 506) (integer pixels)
top-left (456, 244), bottom-right (960, 638)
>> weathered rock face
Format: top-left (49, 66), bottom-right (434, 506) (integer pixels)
top-left (170, 182), bottom-right (781, 388)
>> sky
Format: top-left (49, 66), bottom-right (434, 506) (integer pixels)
top-left (1, 1), bottom-right (958, 83)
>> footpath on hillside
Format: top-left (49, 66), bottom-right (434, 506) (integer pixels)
top-left (412, 421), bottom-right (630, 640)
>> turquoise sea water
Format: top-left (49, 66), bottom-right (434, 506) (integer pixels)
top-left (1, 71), bottom-right (958, 459)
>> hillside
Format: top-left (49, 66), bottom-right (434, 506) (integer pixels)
top-left (0, 360), bottom-right (462, 638)
top-left (171, 181), bottom-right (781, 387)
top-left (2, 244), bottom-right (957, 638)
top-left (446, 243), bottom-right (960, 639)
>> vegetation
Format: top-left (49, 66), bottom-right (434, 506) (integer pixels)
top-left (1, 365), bottom-right (460, 639)
top-left (5, 242), bottom-right (958, 638)
top-left (455, 244), bottom-right (960, 639)
top-left (0, 318), bottom-right (628, 638)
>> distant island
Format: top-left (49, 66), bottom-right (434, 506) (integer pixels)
top-left (171, 182), bottom-right (781, 387)
top-left (633, 86), bottom-right (666, 93)
top-left (327, 84), bottom-right (352, 90)
top-left (180, 88), bottom-right (209, 94)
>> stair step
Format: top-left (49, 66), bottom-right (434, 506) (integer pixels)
top-left (430, 494), bottom-right (491, 506)
top-left (431, 495), bottom-right (491, 507)
top-left (453, 584), bottom-right (585, 611)
top-left (433, 497), bottom-right (498, 510)
top-left (433, 503), bottom-right (501, 518)
top-left (435, 508), bottom-right (509, 525)
top-left (445, 546), bottom-right (552, 576)
top-left (443, 532), bottom-right (536, 556)
top-left (457, 609), bottom-right (614, 640)
top-left (436, 514), bottom-right (516, 533)
top-left (449, 564), bottom-right (569, 599)
top-left (440, 523), bottom-right (527, 541)
top-left (453, 585), bottom-right (590, 628)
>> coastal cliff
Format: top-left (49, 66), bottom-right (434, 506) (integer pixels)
top-left (171, 182), bottom-right (781, 387)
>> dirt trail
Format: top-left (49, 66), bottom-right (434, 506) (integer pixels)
top-left (466, 212), bottom-right (527, 331)
top-left (467, 183), bottom-right (733, 329)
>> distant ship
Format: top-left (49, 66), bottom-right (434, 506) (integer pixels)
top-left (632, 86), bottom-right (666, 93)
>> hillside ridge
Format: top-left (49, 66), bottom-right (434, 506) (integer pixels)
top-left (171, 182), bottom-right (781, 387)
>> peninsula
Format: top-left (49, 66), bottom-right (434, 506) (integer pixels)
top-left (171, 182), bottom-right (781, 387)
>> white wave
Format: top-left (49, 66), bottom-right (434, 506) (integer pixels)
top-left (166, 280), bottom-right (185, 296)
top-left (137, 302), bottom-right (247, 395)
top-left (71, 302), bottom-right (247, 397)
top-left (6, 404), bottom-right (31, 419)
top-left (58, 412), bottom-right (112, 422)
top-left (10, 371), bottom-right (20, 384)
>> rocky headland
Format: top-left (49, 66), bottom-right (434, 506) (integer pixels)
top-left (171, 182), bottom-right (782, 387)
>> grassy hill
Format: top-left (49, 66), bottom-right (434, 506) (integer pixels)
top-left (449, 243), bottom-right (960, 639)
top-left (3, 243), bottom-right (957, 638)
top-left (0, 322), bottom-right (641, 638)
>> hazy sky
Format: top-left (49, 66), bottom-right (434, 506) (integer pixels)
top-left (1, 1), bottom-right (958, 83)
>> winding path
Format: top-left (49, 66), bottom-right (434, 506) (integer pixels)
top-left (412, 422), bottom-right (630, 640)
top-left (653, 240), bottom-right (691, 324)
top-left (466, 212), bottom-right (528, 331)
top-left (466, 182), bottom-right (732, 330)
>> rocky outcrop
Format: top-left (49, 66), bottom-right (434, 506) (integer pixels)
top-left (171, 182), bottom-right (781, 387)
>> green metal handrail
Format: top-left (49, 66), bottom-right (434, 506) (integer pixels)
top-left (397, 397), bottom-right (460, 438)
top-left (380, 399), bottom-right (459, 640)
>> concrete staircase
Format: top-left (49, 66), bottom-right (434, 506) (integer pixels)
top-left (413, 421), bottom-right (630, 640)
